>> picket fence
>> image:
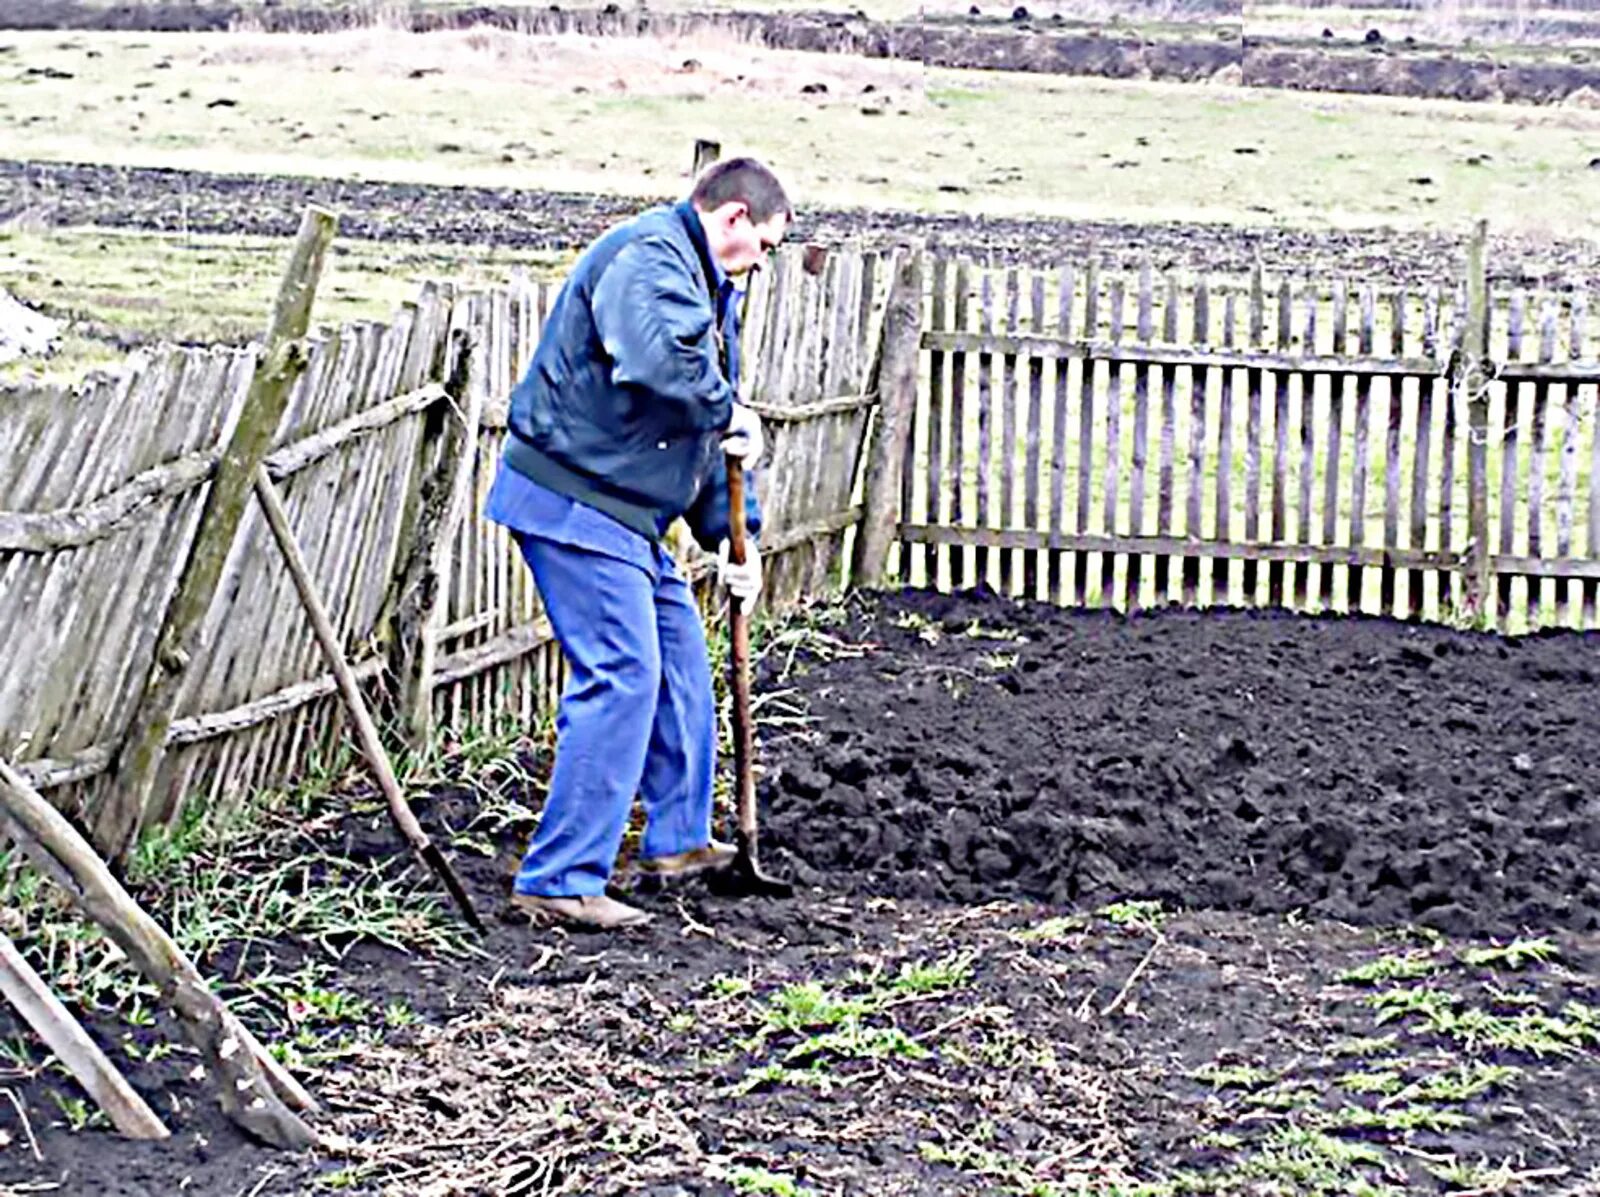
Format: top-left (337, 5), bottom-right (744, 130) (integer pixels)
top-left (2, 229), bottom-right (1596, 850)
top-left (896, 249), bottom-right (1600, 631)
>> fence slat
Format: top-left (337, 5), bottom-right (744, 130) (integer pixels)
top-left (1530, 300), bottom-right (1559, 626)
top-left (1156, 274), bottom-right (1179, 604)
top-left (1411, 289), bottom-right (1439, 620)
top-left (1557, 294), bottom-right (1581, 625)
top-left (1050, 265), bottom-right (1075, 604)
top-left (1214, 293), bottom-right (1237, 605)
top-left (1000, 269), bottom-right (1021, 595)
top-left (1499, 290), bottom-right (1527, 623)
top-left (1184, 278), bottom-right (1209, 605)
top-left (1292, 288), bottom-right (1318, 608)
top-left (1382, 291), bottom-right (1406, 616)
top-left (1324, 283), bottom-right (1348, 611)
top-left (1243, 267), bottom-right (1265, 605)
top-left (1348, 288), bottom-right (1376, 614)
top-left (949, 262), bottom-right (971, 589)
top-left (1578, 295), bottom-right (1597, 627)
top-left (926, 256), bottom-right (949, 589)
top-left (1128, 265), bottom-right (1153, 610)
top-left (1075, 262), bottom-right (1099, 606)
top-left (976, 273), bottom-right (995, 587)
top-left (1101, 279), bottom-right (1126, 609)
top-left (1269, 281), bottom-right (1291, 607)
top-left (1025, 273), bottom-right (1045, 600)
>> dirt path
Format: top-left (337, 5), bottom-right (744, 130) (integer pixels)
top-left (7, 157), bottom-right (1598, 289)
top-left (1, 590), bottom-right (1598, 1194)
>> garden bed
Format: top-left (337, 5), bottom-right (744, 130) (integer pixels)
top-left (1, 589), bottom-right (1598, 1195)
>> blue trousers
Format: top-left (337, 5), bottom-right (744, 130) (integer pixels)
top-left (512, 534), bottom-right (717, 897)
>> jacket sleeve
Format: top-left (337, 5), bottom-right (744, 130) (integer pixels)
top-left (591, 236), bottom-right (735, 434)
top-left (684, 455), bottom-right (764, 553)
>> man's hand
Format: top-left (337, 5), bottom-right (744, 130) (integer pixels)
top-left (716, 539), bottom-right (763, 613)
top-left (721, 403), bottom-right (765, 466)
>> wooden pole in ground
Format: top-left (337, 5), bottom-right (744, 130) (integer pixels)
top-left (851, 248), bottom-right (924, 589)
top-left (98, 206), bottom-right (338, 861)
top-left (0, 932), bottom-right (170, 1140)
top-left (0, 758), bottom-right (318, 1149)
top-left (692, 138), bottom-right (722, 177)
top-left (253, 469), bottom-right (485, 933)
top-left (1460, 218), bottom-right (1493, 622)
top-left (382, 326), bottom-right (481, 752)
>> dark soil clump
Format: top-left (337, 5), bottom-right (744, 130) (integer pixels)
top-left (759, 589), bottom-right (1600, 938)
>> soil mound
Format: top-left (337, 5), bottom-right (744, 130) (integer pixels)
top-left (758, 590), bottom-right (1600, 937)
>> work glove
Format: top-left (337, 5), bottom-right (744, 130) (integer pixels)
top-left (716, 539), bottom-right (763, 613)
top-left (721, 402), bottom-right (765, 466)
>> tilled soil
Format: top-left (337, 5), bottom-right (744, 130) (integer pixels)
top-left (6, 157), bottom-right (1599, 291)
top-left (1, 590), bottom-right (1599, 1195)
top-left (760, 589), bottom-right (1600, 938)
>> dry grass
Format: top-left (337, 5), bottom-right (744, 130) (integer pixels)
top-left (202, 24), bottom-right (928, 99)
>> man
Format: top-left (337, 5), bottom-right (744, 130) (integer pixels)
top-left (485, 158), bottom-right (791, 930)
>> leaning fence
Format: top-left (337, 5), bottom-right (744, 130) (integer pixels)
top-left (0, 237), bottom-right (891, 851)
top-left (2, 222), bottom-right (1596, 861)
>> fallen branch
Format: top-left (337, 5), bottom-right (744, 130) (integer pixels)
top-left (1100, 934), bottom-right (1164, 1019)
top-left (0, 757), bottom-right (318, 1149)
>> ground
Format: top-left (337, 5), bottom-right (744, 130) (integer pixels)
top-left (2, 589), bottom-right (1598, 1195)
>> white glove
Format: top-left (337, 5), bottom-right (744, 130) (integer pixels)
top-left (716, 539), bottom-right (763, 613)
top-left (721, 403), bottom-right (765, 466)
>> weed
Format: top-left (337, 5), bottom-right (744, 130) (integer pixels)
top-left (668, 1012), bottom-right (696, 1034)
top-left (50, 1092), bottom-right (107, 1133)
top-left (1328, 1032), bottom-right (1401, 1058)
top-left (1387, 1061), bottom-right (1518, 1105)
top-left (382, 1000), bottom-right (418, 1030)
top-left (891, 951), bottom-right (975, 995)
top-left (1011, 915), bottom-right (1088, 943)
top-left (978, 651), bottom-right (1020, 670)
top-left (1458, 937), bottom-right (1559, 971)
top-left (709, 974), bottom-right (753, 999)
top-left (1338, 951), bottom-right (1441, 986)
top-left (1333, 1103), bottom-right (1472, 1134)
top-left (785, 1023), bottom-right (926, 1065)
top-left (1190, 1062), bottom-right (1273, 1090)
top-left (1099, 899), bottom-right (1168, 931)
top-left (762, 982), bottom-right (875, 1032)
top-left (726, 1166), bottom-right (814, 1197)
top-left (1338, 1068), bottom-right (1403, 1096)
top-left (961, 619), bottom-right (1022, 641)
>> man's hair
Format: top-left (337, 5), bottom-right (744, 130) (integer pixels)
top-left (690, 158), bottom-right (792, 225)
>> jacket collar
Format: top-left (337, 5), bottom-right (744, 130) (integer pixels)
top-left (674, 200), bottom-right (727, 303)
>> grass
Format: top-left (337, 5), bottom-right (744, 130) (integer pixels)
top-left (2, 28), bottom-right (1595, 235)
top-left (0, 223), bottom-right (570, 382)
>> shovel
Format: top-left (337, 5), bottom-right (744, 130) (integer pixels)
top-left (713, 454), bottom-right (794, 899)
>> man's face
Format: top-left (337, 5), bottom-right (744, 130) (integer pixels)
top-left (703, 201), bottom-right (788, 278)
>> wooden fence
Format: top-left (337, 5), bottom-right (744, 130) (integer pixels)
top-left (896, 238), bottom-right (1600, 632)
top-left (0, 239), bottom-right (891, 848)
top-left (4, 225), bottom-right (1596, 852)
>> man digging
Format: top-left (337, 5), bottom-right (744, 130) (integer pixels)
top-left (485, 158), bottom-right (792, 930)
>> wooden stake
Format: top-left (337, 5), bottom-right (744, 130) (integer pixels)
top-left (852, 249), bottom-right (924, 588)
top-left (0, 758), bottom-right (317, 1149)
top-left (382, 327), bottom-right (481, 751)
top-left (253, 469), bottom-right (485, 933)
top-left (1460, 219), bottom-right (1493, 622)
top-left (98, 206), bottom-right (338, 860)
top-left (0, 932), bottom-right (169, 1140)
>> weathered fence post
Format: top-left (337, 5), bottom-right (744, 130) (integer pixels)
top-left (0, 932), bottom-right (170, 1140)
top-left (381, 324), bottom-right (480, 750)
top-left (0, 757), bottom-right (318, 1149)
top-left (1458, 219), bottom-right (1493, 622)
top-left (97, 206), bottom-right (338, 860)
top-left (851, 248), bottom-right (924, 589)
top-left (692, 138), bottom-right (722, 176)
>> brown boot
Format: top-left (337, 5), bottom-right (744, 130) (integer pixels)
top-left (635, 840), bottom-right (737, 880)
top-left (511, 893), bottom-right (654, 930)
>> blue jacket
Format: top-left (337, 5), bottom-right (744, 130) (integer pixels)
top-left (502, 200), bottom-right (762, 549)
